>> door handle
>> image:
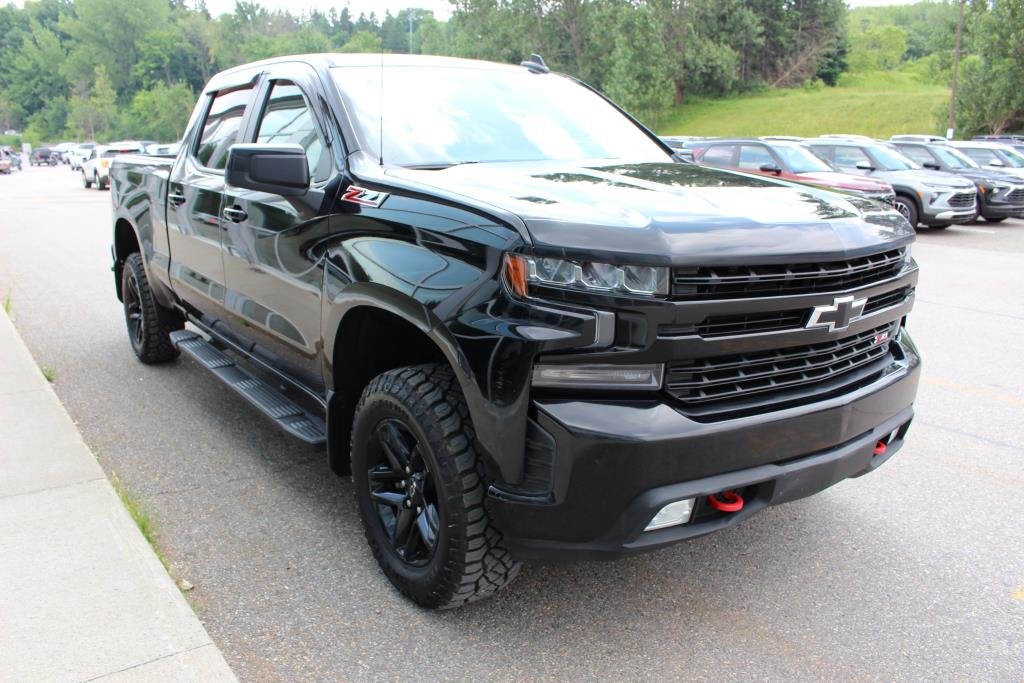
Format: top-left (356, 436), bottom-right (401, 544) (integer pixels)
top-left (168, 192), bottom-right (186, 206)
top-left (223, 206), bottom-right (248, 222)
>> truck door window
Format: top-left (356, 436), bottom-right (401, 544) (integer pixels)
top-left (195, 85), bottom-right (254, 170)
top-left (255, 81), bottom-right (330, 182)
top-left (738, 145), bottom-right (774, 170)
top-left (701, 145), bottom-right (735, 166)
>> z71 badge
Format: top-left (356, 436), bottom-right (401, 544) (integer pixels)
top-left (341, 185), bottom-right (389, 207)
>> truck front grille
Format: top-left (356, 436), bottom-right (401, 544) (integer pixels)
top-left (671, 249), bottom-right (905, 300)
top-left (665, 323), bottom-right (896, 418)
top-left (683, 286), bottom-right (912, 338)
top-left (947, 192), bottom-right (976, 208)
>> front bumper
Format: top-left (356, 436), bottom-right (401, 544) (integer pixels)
top-left (488, 331), bottom-right (920, 561)
top-left (980, 200), bottom-right (1024, 220)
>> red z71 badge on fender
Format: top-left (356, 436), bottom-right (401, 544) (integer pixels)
top-left (341, 185), bottom-right (389, 207)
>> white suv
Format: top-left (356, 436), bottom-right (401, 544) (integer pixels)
top-left (82, 145), bottom-right (138, 190)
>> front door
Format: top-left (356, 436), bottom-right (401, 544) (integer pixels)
top-left (220, 74), bottom-right (335, 394)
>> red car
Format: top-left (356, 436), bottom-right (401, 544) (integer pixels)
top-left (687, 138), bottom-right (896, 204)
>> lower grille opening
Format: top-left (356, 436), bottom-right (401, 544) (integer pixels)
top-left (665, 323), bottom-right (897, 420)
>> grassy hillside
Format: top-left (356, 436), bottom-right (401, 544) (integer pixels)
top-left (657, 71), bottom-right (950, 139)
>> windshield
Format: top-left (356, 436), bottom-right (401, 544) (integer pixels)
top-left (932, 145), bottom-right (976, 169)
top-left (1000, 147), bottom-right (1024, 167)
top-left (772, 143), bottom-right (832, 173)
top-left (331, 65), bottom-right (668, 167)
top-left (869, 145), bottom-right (919, 170)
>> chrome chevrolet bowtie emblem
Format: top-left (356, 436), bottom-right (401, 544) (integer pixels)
top-left (806, 295), bottom-right (867, 332)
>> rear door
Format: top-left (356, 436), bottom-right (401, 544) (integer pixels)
top-left (219, 67), bottom-right (336, 393)
top-left (166, 80), bottom-right (257, 320)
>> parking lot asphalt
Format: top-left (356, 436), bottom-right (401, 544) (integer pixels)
top-left (1, 165), bottom-right (1022, 680)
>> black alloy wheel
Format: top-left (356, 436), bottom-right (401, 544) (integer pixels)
top-left (123, 268), bottom-right (145, 351)
top-left (366, 418), bottom-right (441, 566)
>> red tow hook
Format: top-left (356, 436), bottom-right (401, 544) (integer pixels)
top-left (707, 490), bottom-right (744, 513)
top-left (873, 441), bottom-right (887, 456)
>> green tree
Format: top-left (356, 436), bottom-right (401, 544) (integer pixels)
top-left (955, 0), bottom-right (1024, 135)
top-left (340, 30), bottom-right (383, 53)
top-left (128, 82), bottom-right (195, 141)
top-left (66, 65), bottom-right (119, 140)
top-left (848, 25), bottom-right (908, 72)
top-left (59, 0), bottom-right (169, 95)
top-left (603, 5), bottom-right (673, 126)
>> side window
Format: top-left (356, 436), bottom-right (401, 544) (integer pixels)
top-left (255, 81), bottom-right (330, 182)
top-left (833, 146), bottom-right (871, 169)
top-left (807, 145), bottom-right (833, 162)
top-left (195, 86), bottom-right (254, 170)
top-left (964, 147), bottom-right (997, 165)
top-left (701, 144), bottom-right (735, 166)
top-left (900, 145), bottom-right (934, 166)
top-left (738, 145), bottom-right (774, 170)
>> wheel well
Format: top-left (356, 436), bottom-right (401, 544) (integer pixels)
top-left (895, 191), bottom-right (920, 214)
top-left (113, 219), bottom-right (141, 300)
top-left (328, 306), bottom-right (448, 476)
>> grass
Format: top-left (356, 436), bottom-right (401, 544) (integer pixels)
top-left (657, 70), bottom-right (950, 139)
top-left (108, 470), bottom-right (198, 609)
top-left (39, 365), bottom-right (55, 383)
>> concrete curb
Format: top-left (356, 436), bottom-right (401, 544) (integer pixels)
top-left (0, 309), bottom-right (236, 681)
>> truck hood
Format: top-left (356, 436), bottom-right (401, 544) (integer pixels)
top-left (387, 160), bottom-right (913, 264)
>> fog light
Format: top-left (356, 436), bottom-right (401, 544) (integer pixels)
top-left (644, 498), bottom-right (695, 531)
top-left (531, 363), bottom-right (663, 390)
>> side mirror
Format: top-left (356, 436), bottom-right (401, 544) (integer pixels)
top-left (759, 163), bottom-right (782, 174)
top-left (855, 161), bottom-right (875, 171)
top-left (988, 159), bottom-right (1004, 167)
top-left (923, 162), bottom-right (941, 170)
top-left (226, 143), bottom-right (309, 196)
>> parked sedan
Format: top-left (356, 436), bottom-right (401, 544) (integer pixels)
top-left (806, 138), bottom-right (977, 229)
top-left (892, 140), bottom-right (1024, 223)
top-left (687, 137), bottom-right (896, 204)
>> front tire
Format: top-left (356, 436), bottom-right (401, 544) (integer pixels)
top-left (82, 172), bottom-right (92, 189)
top-left (121, 252), bottom-right (182, 363)
top-left (351, 364), bottom-right (521, 609)
top-left (893, 195), bottom-right (919, 229)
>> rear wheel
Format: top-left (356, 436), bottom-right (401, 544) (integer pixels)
top-left (121, 252), bottom-right (182, 364)
top-left (893, 196), bottom-right (919, 228)
top-left (351, 364), bottom-right (521, 609)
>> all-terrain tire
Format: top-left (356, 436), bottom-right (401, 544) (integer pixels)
top-left (351, 363), bottom-right (521, 609)
top-left (121, 252), bottom-right (182, 364)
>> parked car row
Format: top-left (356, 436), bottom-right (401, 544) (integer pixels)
top-left (667, 134), bottom-right (1024, 229)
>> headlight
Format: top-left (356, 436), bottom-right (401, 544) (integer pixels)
top-left (531, 363), bottom-right (664, 389)
top-left (504, 254), bottom-right (669, 297)
top-left (902, 245), bottom-right (913, 267)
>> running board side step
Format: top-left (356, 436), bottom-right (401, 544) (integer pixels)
top-left (169, 330), bottom-right (326, 444)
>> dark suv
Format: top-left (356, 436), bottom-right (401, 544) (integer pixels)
top-left (892, 140), bottom-right (1024, 222)
top-left (806, 138), bottom-right (978, 229)
top-left (109, 54), bottom-right (921, 608)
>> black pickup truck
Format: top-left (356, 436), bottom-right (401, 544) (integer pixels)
top-left (110, 54), bottom-right (920, 609)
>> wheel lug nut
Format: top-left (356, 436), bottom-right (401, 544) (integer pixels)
top-left (416, 506), bottom-right (422, 513)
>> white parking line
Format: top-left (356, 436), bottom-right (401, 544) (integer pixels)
top-left (954, 226), bottom-right (997, 234)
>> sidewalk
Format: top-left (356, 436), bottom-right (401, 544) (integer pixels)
top-left (0, 310), bottom-right (235, 681)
